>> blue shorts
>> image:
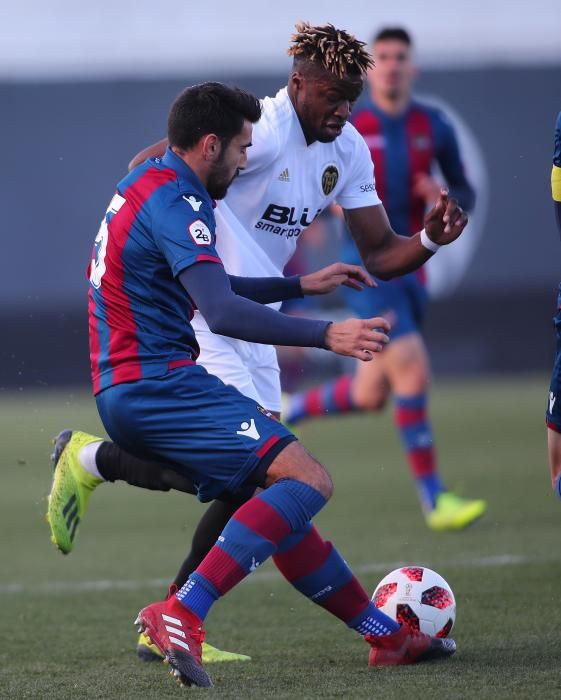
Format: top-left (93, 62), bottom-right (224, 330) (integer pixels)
top-left (342, 272), bottom-right (429, 341)
top-left (95, 365), bottom-right (296, 502)
top-left (547, 286), bottom-right (561, 433)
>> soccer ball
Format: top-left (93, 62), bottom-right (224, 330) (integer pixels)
top-left (372, 566), bottom-right (456, 638)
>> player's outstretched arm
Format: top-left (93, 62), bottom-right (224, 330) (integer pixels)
top-left (433, 113), bottom-right (476, 212)
top-left (344, 189), bottom-right (468, 281)
top-left (128, 137), bottom-right (169, 171)
top-left (180, 262), bottom-right (389, 361)
top-left (228, 262), bottom-right (374, 304)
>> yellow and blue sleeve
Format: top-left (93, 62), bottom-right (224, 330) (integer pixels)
top-left (552, 165), bottom-right (561, 203)
top-left (553, 111), bottom-right (561, 202)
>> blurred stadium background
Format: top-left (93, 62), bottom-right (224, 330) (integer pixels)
top-left (3, 2), bottom-right (561, 697)
top-left (2, 0), bottom-right (560, 388)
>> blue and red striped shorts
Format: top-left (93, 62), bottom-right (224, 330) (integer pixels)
top-left (96, 364), bottom-right (295, 502)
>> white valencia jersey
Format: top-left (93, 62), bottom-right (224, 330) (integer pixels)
top-left (195, 87), bottom-right (380, 303)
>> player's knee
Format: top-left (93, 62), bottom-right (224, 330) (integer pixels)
top-left (311, 467), bottom-right (334, 500)
top-left (354, 390), bottom-right (388, 412)
top-left (351, 379), bottom-right (389, 412)
top-left (288, 458), bottom-right (333, 500)
top-left (266, 442), bottom-right (333, 500)
top-left (391, 357), bottom-right (429, 394)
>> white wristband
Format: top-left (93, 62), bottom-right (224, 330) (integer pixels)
top-left (420, 228), bottom-right (440, 253)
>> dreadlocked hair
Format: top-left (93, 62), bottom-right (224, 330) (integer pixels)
top-left (287, 21), bottom-right (374, 79)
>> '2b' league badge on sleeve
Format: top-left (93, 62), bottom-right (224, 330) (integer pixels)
top-left (188, 219), bottom-right (212, 245)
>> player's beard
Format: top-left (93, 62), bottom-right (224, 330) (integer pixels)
top-left (207, 165), bottom-right (239, 200)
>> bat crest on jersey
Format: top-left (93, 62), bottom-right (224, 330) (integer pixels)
top-left (321, 164), bottom-right (339, 196)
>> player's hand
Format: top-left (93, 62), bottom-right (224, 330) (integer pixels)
top-left (324, 316), bottom-right (391, 361)
top-left (300, 263), bottom-right (375, 295)
top-left (424, 188), bottom-right (468, 245)
top-left (413, 173), bottom-right (442, 206)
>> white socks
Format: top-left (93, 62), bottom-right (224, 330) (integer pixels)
top-left (79, 441), bottom-right (105, 480)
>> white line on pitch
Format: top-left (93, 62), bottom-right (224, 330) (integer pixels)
top-left (0, 553), bottom-right (533, 595)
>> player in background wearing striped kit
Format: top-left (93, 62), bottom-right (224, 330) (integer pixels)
top-left (285, 28), bottom-right (487, 532)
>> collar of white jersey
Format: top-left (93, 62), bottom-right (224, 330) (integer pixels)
top-left (276, 87), bottom-right (311, 149)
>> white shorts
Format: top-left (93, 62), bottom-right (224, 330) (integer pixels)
top-left (192, 313), bottom-right (282, 413)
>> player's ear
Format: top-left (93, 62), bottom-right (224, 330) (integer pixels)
top-left (290, 71), bottom-right (304, 93)
top-left (201, 133), bottom-right (222, 162)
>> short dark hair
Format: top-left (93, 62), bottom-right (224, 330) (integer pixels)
top-left (168, 82), bottom-right (261, 151)
top-left (372, 27), bottom-right (412, 46)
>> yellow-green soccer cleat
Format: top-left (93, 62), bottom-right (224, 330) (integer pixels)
top-left (137, 633), bottom-right (251, 664)
top-left (46, 430), bottom-right (103, 554)
top-left (425, 492), bottom-right (487, 532)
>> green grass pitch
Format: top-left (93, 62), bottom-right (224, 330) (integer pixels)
top-left (2, 375), bottom-right (561, 699)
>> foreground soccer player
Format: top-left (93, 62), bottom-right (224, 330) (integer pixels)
top-left (284, 27), bottom-right (486, 531)
top-left (78, 82), bottom-right (455, 686)
top-left (47, 23), bottom-right (467, 671)
top-left (546, 110), bottom-right (561, 492)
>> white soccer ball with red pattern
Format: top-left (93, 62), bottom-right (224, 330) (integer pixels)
top-left (372, 566), bottom-right (456, 637)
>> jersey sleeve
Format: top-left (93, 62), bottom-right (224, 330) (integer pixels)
top-left (152, 195), bottom-right (222, 277)
top-left (432, 109), bottom-right (476, 212)
top-left (335, 126), bottom-right (382, 210)
top-left (552, 111), bottom-right (561, 202)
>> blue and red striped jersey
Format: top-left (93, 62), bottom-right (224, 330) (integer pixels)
top-left (351, 96), bottom-right (475, 238)
top-left (342, 96), bottom-right (475, 284)
top-left (88, 148), bottom-right (221, 395)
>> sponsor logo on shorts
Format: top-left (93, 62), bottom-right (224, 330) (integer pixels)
top-left (549, 391), bottom-right (557, 414)
top-left (236, 419), bottom-right (261, 440)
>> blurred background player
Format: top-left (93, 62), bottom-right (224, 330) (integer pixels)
top-left (284, 27), bottom-right (486, 531)
top-left (546, 110), bottom-right (561, 492)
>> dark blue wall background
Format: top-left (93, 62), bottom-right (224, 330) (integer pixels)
top-left (2, 67), bottom-right (560, 387)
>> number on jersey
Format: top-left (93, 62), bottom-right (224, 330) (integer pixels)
top-left (90, 193), bottom-right (126, 288)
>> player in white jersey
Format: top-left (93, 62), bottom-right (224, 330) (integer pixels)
top-left (191, 81), bottom-right (383, 412)
top-left (47, 22), bottom-right (468, 663)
